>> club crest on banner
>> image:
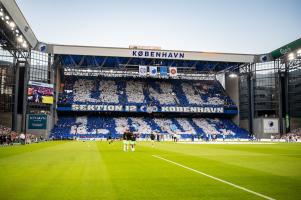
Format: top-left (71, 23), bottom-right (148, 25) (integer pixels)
top-left (160, 66), bottom-right (168, 76)
top-left (169, 67), bottom-right (177, 77)
top-left (149, 66), bottom-right (158, 76)
top-left (139, 65), bottom-right (147, 76)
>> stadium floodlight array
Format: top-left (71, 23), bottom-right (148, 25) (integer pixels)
top-left (0, 5), bottom-right (28, 49)
top-left (287, 49), bottom-right (301, 61)
top-left (298, 49), bottom-right (301, 58)
top-left (288, 53), bottom-right (295, 61)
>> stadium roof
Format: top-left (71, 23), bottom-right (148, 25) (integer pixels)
top-left (51, 44), bottom-right (255, 72)
top-left (0, 0), bottom-right (38, 49)
top-left (6, 0), bottom-right (301, 73)
top-left (0, 0), bottom-right (256, 72)
top-left (51, 44), bottom-right (255, 63)
top-left (0, 0), bottom-right (256, 73)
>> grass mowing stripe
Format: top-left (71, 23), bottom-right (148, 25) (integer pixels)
top-left (152, 154), bottom-right (276, 200)
top-left (0, 142), bottom-right (64, 159)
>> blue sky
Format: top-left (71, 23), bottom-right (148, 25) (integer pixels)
top-left (16, 0), bottom-right (301, 54)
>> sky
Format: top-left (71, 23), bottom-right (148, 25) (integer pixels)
top-left (16, 0), bottom-right (301, 54)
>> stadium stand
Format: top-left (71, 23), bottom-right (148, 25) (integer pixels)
top-left (52, 76), bottom-right (249, 140)
top-left (51, 116), bottom-right (249, 140)
top-left (58, 76), bottom-right (236, 107)
top-left (0, 124), bottom-right (43, 145)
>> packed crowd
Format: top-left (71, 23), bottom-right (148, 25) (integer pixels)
top-left (280, 128), bottom-right (301, 142)
top-left (51, 116), bottom-right (249, 140)
top-left (279, 134), bottom-right (300, 142)
top-left (0, 125), bottom-right (18, 145)
top-left (0, 124), bottom-right (45, 145)
top-left (53, 76), bottom-right (244, 141)
top-left (58, 77), bottom-right (236, 107)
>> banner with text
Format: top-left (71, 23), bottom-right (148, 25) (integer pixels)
top-left (57, 104), bottom-right (230, 114)
top-left (28, 114), bottom-right (47, 130)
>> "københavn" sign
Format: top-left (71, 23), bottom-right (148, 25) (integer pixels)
top-left (132, 50), bottom-right (185, 59)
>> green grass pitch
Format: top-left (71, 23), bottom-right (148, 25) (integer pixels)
top-left (0, 141), bottom-right (300, 200)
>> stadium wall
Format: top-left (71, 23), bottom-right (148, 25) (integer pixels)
top-left (54, 62), bottom-right (61, 125)
top-left (0, 112), bottom-right (11, 128)
top-left (290, 117), bottom-right (301, 130)
top-left (16, 114), bottom-right (22, 132)
top-left (240, 119), bottom-right (249, 132)
top-left (225, 73), bottom-right (240, 126)
top-left (253, 117), bottom-right (280, 138)
top-left (253, 118), bottom-right (263, 137)
top-left (26, 114), bottom-right (52, 138)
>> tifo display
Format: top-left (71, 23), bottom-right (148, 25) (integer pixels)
top-left (52, 76), bottom-right (247, 140)
top-left (57, 77), bottom-right (236, 113)
top-left (50, 116), bottom-right (249, 140)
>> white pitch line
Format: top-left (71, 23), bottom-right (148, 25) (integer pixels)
top-left (152, 155), bottom-right (275, 200)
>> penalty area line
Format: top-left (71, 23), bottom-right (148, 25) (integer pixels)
top-left (152, 155), bottom-right (275, 200)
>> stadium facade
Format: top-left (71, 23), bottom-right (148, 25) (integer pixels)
top-left (0, 0), bottom-right (301, 140)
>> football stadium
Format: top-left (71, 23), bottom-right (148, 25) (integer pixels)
top-left (0, 0), bottom-right (301, 200)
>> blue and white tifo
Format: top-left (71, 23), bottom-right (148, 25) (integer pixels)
top-left (49, 44), bottom-right (252, 140)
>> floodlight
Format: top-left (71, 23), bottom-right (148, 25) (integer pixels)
top-left (9, 21), bottom-right (15, 28)
top-left (5, 15), bottom-right (9, 20)
top-left (22, 41), bottom-right (28, 48)
top-left (0, 11), bottom-right (3, 17)
top-left (288, 53), bottom-right (295, 61)
top-left (297, 49), bottom-right (301, 57)
top-left (229, 73), bottom-right (237, 78)
top-left (17, 35), bottom-right (23, 43)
